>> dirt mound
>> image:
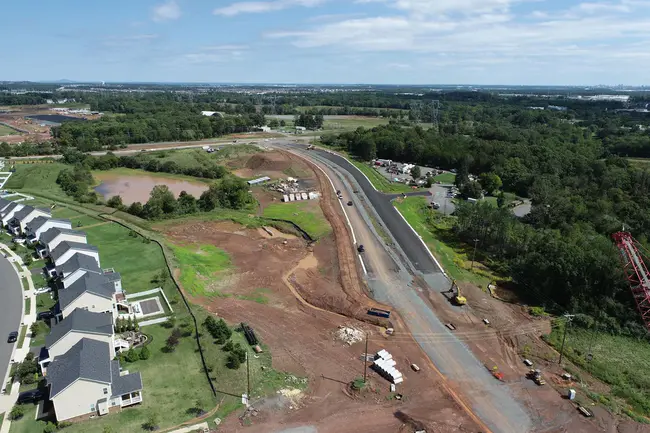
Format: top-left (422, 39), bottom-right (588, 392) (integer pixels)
top-left (245, 152), bottom-right (292, 172)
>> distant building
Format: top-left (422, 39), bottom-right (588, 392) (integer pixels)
top-left (256, 126), bottom-right (271, 132)
top-left (295, 126), bottom-right (306, 133)
top-left (200, 111), bottom-right (224, 118)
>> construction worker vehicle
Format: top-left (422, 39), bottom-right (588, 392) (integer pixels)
top-left (447, 279), bottom-right (467, 306)
top-left (527, 369), bottom-right (546, 386)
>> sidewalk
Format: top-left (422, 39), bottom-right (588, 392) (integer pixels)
top-left (0, 242), bottom-right (37, 433)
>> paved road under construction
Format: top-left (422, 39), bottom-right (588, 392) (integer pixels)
top-left (278, 142), bottom-right (532, 433)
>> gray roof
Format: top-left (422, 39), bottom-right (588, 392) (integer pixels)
top-left (46, 308), bottom-right (113, 348)
top-left (56, 252), bottom-right (100, 276)
top-left (58, 273), bottom-right (115, 310)
top-left (0, 198), bottom-right (11, 211)
top-left (110, 360), bottom-right (143, 397)
top-left (47, 338), bottom-right (112, 399)
top-left (103, 270), bottom-right (121, 283)
top-left (41, 227), bottom-right (86, 246)
top-left (0, 201), bottom-right (20, 217)
top-left (27, 217), bottom-right (70, 234)
top-left (50, 241), bottom-right (98, 263)
top-left (11, 205), bottom-right (34, 222)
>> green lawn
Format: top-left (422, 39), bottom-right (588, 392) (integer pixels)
top-left (0, 124), bottom-right (19, 136)
top-left (394, 196), bottom-right (498, 287)
top-left (7, 404), bottom-right (44, 433)
top-left (29, 321), bottom-right (50, 348)
top-left (349, 160), bottom-right (413, 193)
top-left (35, 292), bottom-right (56, 314)
top-left (126, 145), bottom-right (260, 173)
top-left (169, 244), bottom-right (232, 297)
top-left (84, 222), bottom-right (168, 294)
top-left (546, 325), bottom-right (650, 421)
top-left (17, 325), bottom-right (27, 348)
top-left (263, 200), bottom-right (332, 240)
top-left (24, 298), bottom-right (30, 315)
top-left (433, 172), bottom-right (456, 184)
top-left (70, 214), bottom-right (103, 228)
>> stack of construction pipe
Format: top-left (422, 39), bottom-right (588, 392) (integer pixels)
top-left (373, 349), bottom-right (403, 384)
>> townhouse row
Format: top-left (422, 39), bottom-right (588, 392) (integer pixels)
top-left (0, 198), bottom-right (144, 423)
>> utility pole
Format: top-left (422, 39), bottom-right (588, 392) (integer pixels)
top-left (558, 313), bottom-right (575, 365)
top-left (470, 238), bottom-right (479, 270)
top-left (363, 332), bottom-right (369, 383)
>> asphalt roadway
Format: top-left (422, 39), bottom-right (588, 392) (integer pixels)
top-left (0, 254), bottom-right (23, 392)
top-left (281, 143), bottom-right (532, 433)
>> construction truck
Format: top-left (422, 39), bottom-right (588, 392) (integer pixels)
top-left (307, 144), bottom-right (314, 150)
top-left (447, 280), bottom-right (467, 306)
top-left (527, 369), bottom-right (546, 386)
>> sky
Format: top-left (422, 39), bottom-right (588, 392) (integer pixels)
top-left (2, 0), bottom-right (650, 85)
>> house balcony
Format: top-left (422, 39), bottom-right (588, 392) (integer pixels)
top-left (8, 224), bottom-right (20, 236)
top-left (120, 391), bottom-right (142, 407)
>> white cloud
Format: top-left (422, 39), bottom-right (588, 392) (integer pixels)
top-left (152, 1), bottom-right (182, 22)
top-left (266, 0), bottom-right (650, 72)
top-left (182, 45), bottom-right (248, 64)
top-left (214, 0), bottom-right (324, 16)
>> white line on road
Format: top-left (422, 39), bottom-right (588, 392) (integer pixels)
top-left (393, 207), bottom-right (448, 278)
top-left (358, 254), bottom-right (368, 275)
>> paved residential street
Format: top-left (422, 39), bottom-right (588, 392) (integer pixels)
top-left (0, 253), bottom-right (23, 392)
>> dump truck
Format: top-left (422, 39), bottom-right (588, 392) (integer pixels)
top-left (447, 280), bottom-right (467, 306)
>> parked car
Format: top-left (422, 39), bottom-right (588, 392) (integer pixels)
top-left (12, 238), bottom-right (26, 245)
top-left (347, 201), bottom-right (353, 206)
top-left (7, 331), bottom-right (18, 343)
top-left (36, 311), bottom-right (54, 321)
top-left (17, 389), bottom-right (44, 404)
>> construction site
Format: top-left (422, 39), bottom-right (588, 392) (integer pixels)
top-left (0, 105), bottom-right (99, 144)
top-left (151, 146), bottom-right (638, 433)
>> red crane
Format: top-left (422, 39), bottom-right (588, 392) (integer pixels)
top-left (612, 231), bottom-right (650, 332)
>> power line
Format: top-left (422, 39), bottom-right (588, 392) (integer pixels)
top-left (558, 313), bottom-right (575, 364)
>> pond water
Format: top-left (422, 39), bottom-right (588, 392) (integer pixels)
top-left (94, 173), bottom-right (209, 204)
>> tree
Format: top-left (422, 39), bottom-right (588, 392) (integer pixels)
top-left (176, 191), bottom-right (198, 215)
top-left (280, 120), bottom-right (286, 127)
top-left (43, 422), bottom-right (57, 433)
top-left (10, 405), bottom-right (25, 420)
top-left (139, 345), bottom-right (150, 360)
top-left (232, 343), bottom-right (247, 363)
top-left (127, 201), bottom-right (144, 217)
top-left (410, 165), bottom-right (421, 180)
top-left (268, 119), bottom-right (280, 128)
top-left (102, 426), bottom-right (114, 433)
top-left (125, 348), bottom-right (139, 363)
top-left (30, 322), bottom-right (39, 338)
top-left (166, 333), bottom-right (180, 352)
top-left (143, 414), bottom-right (159, 431)
top-left (107, 195), bottom-right (124, 209)
top-left (226, 352), bottom-right (241, 369)
top-left (222, 340), bottom-right (234, 352)
top-left (461, 181), bottom-right (483, 199)
top-left (479, 172), bottom-right (503, 195)
top-left (496, 191), bottom-right (506, 208)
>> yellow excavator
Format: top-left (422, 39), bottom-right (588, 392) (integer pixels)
top-left (447, 279), bottom-right (467, 306)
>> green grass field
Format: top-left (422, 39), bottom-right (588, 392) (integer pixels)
top-left (394, 196), bottom-right (498, 287)
top-left (84, 222), bottom-right (168, 293)
top-left (35, 292), bottom-right (56, 314)
top-left (169, 244), bottom-right (232, 297)
top-left (29, 321), bottom-right (50, 348)
top-left (546, 325), bottom-right (650, 420)
top-left (0, 124), bottom-right (19, 136)
top-left (263, 200), bottom-right (332, 240)
top-left (350, 160), bottom-right (413, 193)
top-left (433, 172), bottom-right (456, 184)
top-left (268, 115), bottom-right (390, 132)
top-left (3, 163), bottom-right (69, 201)
top-left (132, 145), bottom-right (260, 172)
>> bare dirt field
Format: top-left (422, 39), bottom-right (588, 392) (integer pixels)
top-left (229, 151), bottom-right (313, 181)
top-left (0, 106), bottom-right (99, 144)
top-left (157, 151), bottom-right (482, 432)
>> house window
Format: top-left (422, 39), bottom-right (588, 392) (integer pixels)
top-left (103, 388), bottom-right (108, 395)
top-left (90, 403), bottom-right (96, 412)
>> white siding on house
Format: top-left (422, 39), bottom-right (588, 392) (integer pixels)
top-left (52, 379), bottom-right (109, 421)
top-left (49, 332), bottom-right (115, 361)
top-left (47, 233), bottom-right (87, 255)
top-left (33, 220), bottom-right (72, 241)
top-left (19, 209), bottom-right (51, 232)
top-left (54, 250), bottom-right (100, 268)
top-left (62, 293), bottom-right (113, 319)
top-left (1, 204), bottom-right (24, 227)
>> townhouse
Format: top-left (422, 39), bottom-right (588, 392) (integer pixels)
top-left (7, 205), bottom-right (51, 236)
top-left (39, 227), bottom-right (87, 258)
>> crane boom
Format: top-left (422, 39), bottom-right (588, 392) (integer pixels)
top-left (612, 231), bottom-right (650, 332)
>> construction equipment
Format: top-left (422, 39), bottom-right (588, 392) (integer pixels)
top-left (612, 231), bottom-right (650, 333)
top-left (446, 279), bottom-right (467, 306)
top-left (306, 144), bottom-right (314, 150)
top-left (526, 369), bottom-right (546, 386)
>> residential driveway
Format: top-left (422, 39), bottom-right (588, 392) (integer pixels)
top-left (0, 253), bottom-right (23, 390)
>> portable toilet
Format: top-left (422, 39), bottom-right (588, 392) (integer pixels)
top-left (568, 389), bottom-right (576, 400)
